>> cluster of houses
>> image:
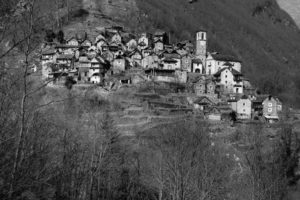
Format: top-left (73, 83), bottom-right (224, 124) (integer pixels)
top-left (40, 26), bottom-right (282, 123)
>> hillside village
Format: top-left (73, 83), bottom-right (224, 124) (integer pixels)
top-left (41, 26), bottom-right (283, 123)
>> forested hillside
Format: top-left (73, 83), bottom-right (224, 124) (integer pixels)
top-left (2, 1), bottom-right (300, 200)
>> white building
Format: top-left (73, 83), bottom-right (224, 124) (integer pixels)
top-left (214, 67), bottom-right (244, 94)
top-left (206, 53), bottom-right (242, 75)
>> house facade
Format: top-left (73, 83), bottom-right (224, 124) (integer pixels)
top-left (214, 67), bottom-right (243, 94)
top-left (262, 96), bottom-right (282, 122)
top-left (231, 96), bottom-right (252, 119)
top-left (181, 54), bottom-right (192, 72)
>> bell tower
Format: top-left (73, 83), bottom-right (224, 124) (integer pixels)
top-left (196, 30), bottom-right (207, 65)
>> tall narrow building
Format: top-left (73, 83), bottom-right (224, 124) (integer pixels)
top-left (196, 30), bottom-right (207, 66)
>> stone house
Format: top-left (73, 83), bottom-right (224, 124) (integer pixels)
top-left (89, 57), bottom-right (106, 78)
top-left (96, 39), bottom-right (108, 53)
top-left (206, 79), bottom-right (216, 95)
top-left (111, 32), bottom-right (122, 44)
top-left (231, 95), bottom-right (252, 119)
top-left (194, 78), bottom-right (206, 96)
top-left (138, 33), bottom-right (152, 50)
top-left (154, 38), bottom-right (164, 52)
top-left (214, 67), bottom-right (243, 94)
top-left (112, 55), bottom-right (129, 73)
top-left (162, 53), bottom-right (181, 70)
top-left (56, 54), bottom-right (74, 68)
top-left (142, 54), bottom-right (159, 69)
top-left (154, 30), bottom-right (168, 44)
top-left (41, 48), bottom-right (56, 66)
top-left (181, 54), bottom-right (192, 72)
top-left (129, 50), bottom-right (143, 67)
top-left (102, 51), bottom-right (114, 63)
top-left (126, 39), bottom-right (138, 52)
top-left (194, 96), bottom-right (214, 111)
top-left (262, 96), bottom-right (282, 122)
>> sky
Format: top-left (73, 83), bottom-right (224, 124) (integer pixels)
top-left (277, 0), bottom-right (300, 26)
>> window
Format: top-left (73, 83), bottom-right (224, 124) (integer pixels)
top-left (84, 72), bottom-right (87, 76)
top-left (243, 103), bottom-right (245, 106)
top-left (225, 75), bottom-right (227, 78)
top-left (225, 81), bottom-right (227, 84)
top-left (268, 103), bottom-right (272, 107)
top-left (243, 109), bottom-right (246, 112)
top-left (268, 108), bottom-right (272, 112)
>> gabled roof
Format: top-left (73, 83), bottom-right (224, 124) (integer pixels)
top-left (153, 38), bottom-right (163, 43)
top-left (214, 67), bottom-right (242, 77)
top-left (91, 56), bottom-right (106, 64)
top-left (81, 39), bottom-right (92, 46)
top-left (194, 96), bottom-right (214, 105)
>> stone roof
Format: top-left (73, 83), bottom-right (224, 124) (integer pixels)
top-left (214, 67), bottom-right (242, 77)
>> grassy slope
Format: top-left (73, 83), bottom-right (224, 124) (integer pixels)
top-left (133, 0), bottom-right (300, 107)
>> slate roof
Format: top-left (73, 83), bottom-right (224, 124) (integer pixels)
top-left (194, 96), bottom-right (214, 105)
top-left (214, 67), bottom-right (242, 77)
